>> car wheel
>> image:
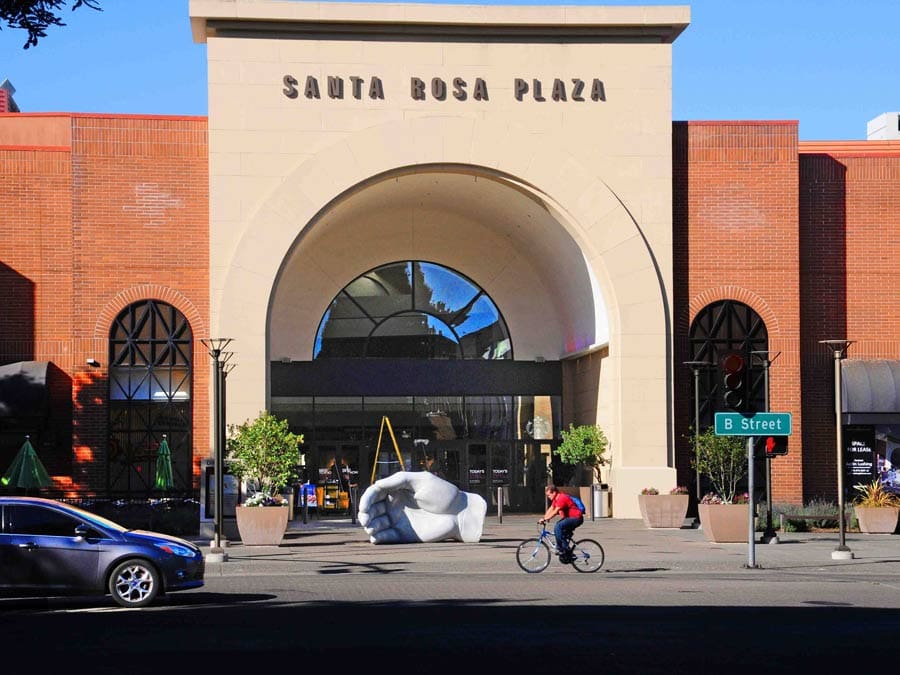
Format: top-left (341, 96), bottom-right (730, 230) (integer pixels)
top-left (108, 558), bottom-right (160, 608)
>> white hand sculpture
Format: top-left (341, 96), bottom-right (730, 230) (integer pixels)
top-left (358, 471), bottom-right (487, 544)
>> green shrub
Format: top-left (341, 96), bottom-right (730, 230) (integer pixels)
top-left (776, 498), bottom-right (842, 532)
top-left (555, 424), bottom-right (609, 484)
top-left (692, 427), bottom-right (747, 504)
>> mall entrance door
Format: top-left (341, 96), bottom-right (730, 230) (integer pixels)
top-left (465, 442), bottom-right (512, 511)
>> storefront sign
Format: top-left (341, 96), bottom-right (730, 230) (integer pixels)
top-left (844, 426), bottom-right (876, 492)
top-left (491, 467), bottom-right (510, 486)
top-left (468, 467), bottom-right (486, 485)
top-left (283, 75), bottom-right (606, 102)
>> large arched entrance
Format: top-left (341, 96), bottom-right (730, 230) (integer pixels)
top-left (200, 4), bottom-right (684, 517)
top-left (267, 167), bottom-right (602, 513)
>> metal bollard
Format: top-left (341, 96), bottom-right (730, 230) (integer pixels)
top-left (497, 486), bottom-right (504, 523)
top-left (301, 484), bottom-right (308, 524)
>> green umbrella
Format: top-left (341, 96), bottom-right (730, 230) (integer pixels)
top-left (2, 437), bottom-right (51, 489)
top-left (154, 436), bottom-right (174, 491)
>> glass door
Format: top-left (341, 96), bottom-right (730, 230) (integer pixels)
top-left (465, 442), bottom-right (512, 508)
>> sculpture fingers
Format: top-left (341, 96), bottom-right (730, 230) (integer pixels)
top-left (361, 511), bottom-right (394, 536)
top-left (358, 483), bottom-right (387, 513)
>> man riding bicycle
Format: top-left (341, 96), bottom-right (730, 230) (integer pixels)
top-left (539, 484), bottom-right (584, 560)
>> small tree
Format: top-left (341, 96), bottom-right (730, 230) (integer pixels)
top-left (226, 411), bottom-right (303, 503)
top-left (692, 427), bottom-right (747, 504)
top-left (555, 423), bottom-right (609, 484)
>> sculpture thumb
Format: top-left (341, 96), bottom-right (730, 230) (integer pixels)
top-left (456, 492), bottom-right (488, 542)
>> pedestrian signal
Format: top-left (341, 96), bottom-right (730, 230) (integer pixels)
top-left (757, 435), bottom-right (788, 457)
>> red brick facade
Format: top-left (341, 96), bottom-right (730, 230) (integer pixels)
top-left (673, 122), bottom-right (900, 504)
top-left (2, 110), bottom-right (899, 506)
top-left (0, 113), bottom-right (209, 495)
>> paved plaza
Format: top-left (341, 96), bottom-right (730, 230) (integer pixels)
top-left (4, 513), bottom-right (899, 673)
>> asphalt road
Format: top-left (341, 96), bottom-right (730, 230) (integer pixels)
top-left (2, 516), bottom-right (899, 673)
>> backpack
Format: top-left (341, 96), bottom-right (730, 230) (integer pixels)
top-left (570, 495), bottom-right (586, 515)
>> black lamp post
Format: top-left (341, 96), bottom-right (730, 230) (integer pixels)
top-left (201, 338), bottom-right (233, 560)
top-left (819, 339), bottom-right (854, 560)
top-left (684, 360), bottom-right (710, 503)
top-left (751, 350), bottom-right (780, 543)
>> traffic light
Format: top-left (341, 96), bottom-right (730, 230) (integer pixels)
top-left (720, 351), bottom-right (747, 411)
top-left (757, 435), bottom-right (788, 457)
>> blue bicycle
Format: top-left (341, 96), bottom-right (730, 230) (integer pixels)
top-left (516, 521), bottom-right (605, 573)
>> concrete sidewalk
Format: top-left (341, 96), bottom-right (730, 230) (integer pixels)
top-left (202, 513), bottom-right (900, 577)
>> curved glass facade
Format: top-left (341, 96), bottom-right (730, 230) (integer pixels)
top-left (314, 261), bottom-right (511, 360)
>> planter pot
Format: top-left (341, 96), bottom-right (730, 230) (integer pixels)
top-left (698, 502), bottom-right (750, 543)
top-left (854, 506), bottom-right (899, 534)
top-left (639, 494), bottom-right (689, 528)
top-left (235, 505), bottom-right (289, 546)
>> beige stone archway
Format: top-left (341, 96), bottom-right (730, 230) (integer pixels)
top-left (193, 0), bottom-right (690, 516)
top-left (214, 116), bottom-right (673, 517)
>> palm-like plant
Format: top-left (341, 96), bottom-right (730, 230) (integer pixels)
top-left (853, 479), bottom-right (900, 508)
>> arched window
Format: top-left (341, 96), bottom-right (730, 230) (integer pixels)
top-left (314, 261), bottom-right (512, 360)
top-left (108, 300), bottom-right (192, 494)
top-left (688, 300), bottom-right (768, 429)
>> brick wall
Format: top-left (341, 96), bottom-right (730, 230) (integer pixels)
top-left (0, 113), bottom-right (209, 495)
top-left (3, 109), bottom-right (898, 507)
top-left (673, 121), bottom-right (803, 504)
top-left (799, 148), bottom-right (900, 498)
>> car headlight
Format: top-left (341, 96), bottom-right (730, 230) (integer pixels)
top-left (154, 542), bottom-right (199, 558)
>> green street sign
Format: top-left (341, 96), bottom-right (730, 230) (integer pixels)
top-left (714, 412), bottom-right (792, 436)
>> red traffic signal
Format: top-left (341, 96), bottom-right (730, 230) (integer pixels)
top-left (757, 435), bottom-right (788, 457)
top-left (720, 351), bottom-right (747, 411)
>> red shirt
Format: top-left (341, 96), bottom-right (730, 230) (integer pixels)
top-left (552, 492), bottom-right (581, 519)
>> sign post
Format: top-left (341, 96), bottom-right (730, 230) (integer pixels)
top-left (715, 412), bottom-right (793, 569)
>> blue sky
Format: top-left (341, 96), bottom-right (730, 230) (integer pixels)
top-left (2, 0), bottom-right (898, 140)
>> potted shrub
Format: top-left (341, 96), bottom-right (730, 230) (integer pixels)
top-left (693, 427), bottom-right (750, 542)
top-left (638, 486), bottom-right (690, 529)
top-left (554, 423), bottom-right (609, 514)
top-left (852, 479), bottom-right (900, 534)
top-left (226, 410), bottom-right (304, 545)
top-left (555, 423), bottom-right (609, 484)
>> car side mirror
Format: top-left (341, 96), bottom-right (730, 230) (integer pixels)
top-left (74, 523), bottom-right (90, 540)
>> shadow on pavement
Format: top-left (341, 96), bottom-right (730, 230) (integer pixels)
top-left (5, 600), bottom-right (896, 672)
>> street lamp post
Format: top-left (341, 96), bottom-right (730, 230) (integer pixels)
top-left (751, 350), bottom-right (781, 544)
top-left (820, 339), bottom-right (854, 560)
top-left (684, 361), bottom-right (710, 504)
top-left (201, 338), bottom-right (233, 563)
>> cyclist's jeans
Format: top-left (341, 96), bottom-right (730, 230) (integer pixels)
top-left (555, 516), bottom-right (583, 553)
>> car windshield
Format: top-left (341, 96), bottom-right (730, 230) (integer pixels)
top-left (60, 502), bottom-right (129, 533)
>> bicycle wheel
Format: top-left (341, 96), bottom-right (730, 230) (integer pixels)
top-left (570, 538), bottom-right (604, 573)
top-left (516, 538), bottom-right (551, 573)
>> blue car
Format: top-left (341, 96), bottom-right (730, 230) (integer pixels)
top-left (0, 496), bottom-right (204, 608)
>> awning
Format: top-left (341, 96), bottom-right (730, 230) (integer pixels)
top-left (0, 361), bottom-right (49, 418)
top-left (842, 360), bottom-right (900, 424)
